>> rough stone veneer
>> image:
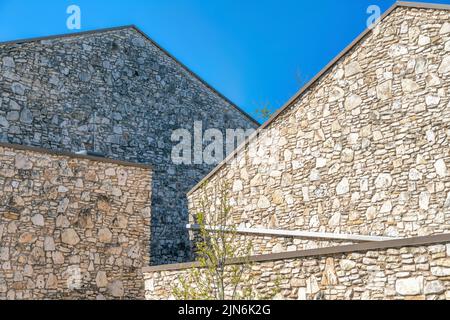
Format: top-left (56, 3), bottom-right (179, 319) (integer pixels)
top-left (144, 241), bottom-right (450, 300)
top-left (188, 6), bottom-right (450, 255)
top-left (0, 143), bottom-right (152, 300)
top-left (0, 26), bottom-right (257, 264)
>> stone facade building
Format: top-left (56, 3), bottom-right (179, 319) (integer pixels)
top-left (144, 2), bottom-right (450, 300)
top-left (0, 26), bottom-right (258, 266)
top-left (2, 1), bottom-right (450, 300)
top-left (0, 143), bottom-right (152, 299)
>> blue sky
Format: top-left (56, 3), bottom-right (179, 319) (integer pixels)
top-left (1, 0), bottom-right (449, 122)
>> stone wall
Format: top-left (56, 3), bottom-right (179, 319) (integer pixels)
top-left (144, 3), bottom-right (450, 302)
top-left (144, 237), bottom-right (450, 300)
top-left (188, 6), bottom-right (450, 255)
top-left (0, 26), bottom-right (258, 264)
top-left (0, 143), bottom-right (152, 299)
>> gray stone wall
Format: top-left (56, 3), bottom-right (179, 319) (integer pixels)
top-left (188, 6), bottom-right (450, 255)
top-left (0, 144), bottom-right (152, 299)
top-left (144, 242), bottom-right (450, 300)
top-left (0, 27), bottom-right (258, 264)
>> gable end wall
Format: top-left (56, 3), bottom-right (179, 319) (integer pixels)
top-left (188, 6), bottom-right (450, 255)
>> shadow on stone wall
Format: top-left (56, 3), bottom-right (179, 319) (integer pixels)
top-left (148, 166), bottom-right (195, 266)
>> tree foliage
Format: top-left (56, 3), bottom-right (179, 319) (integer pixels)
top-left (172, 181), bottom-right (279, 300)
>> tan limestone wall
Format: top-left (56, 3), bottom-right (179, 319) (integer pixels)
top-left (188, 6), bottom-right (450, 255)
top-left (0, 144), bottom-right (152, 300)
top-left (144, 242), bottom-right (450, 300)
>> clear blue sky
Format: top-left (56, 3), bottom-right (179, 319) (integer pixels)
top-left (1, 0), bottom-right (449, 122)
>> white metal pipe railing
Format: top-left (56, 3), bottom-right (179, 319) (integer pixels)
top-left (186, 224), bottom-right (398, 242)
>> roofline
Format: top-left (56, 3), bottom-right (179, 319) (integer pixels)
top-left (397, 1), bottom-right (450, 10)
top-left (0, 25), bottom-right (135, 46)
top-left (187, 1), bottom-right (450, 196)
top-left (130, 25), bottom-right (259, 126)
top-left (0, 25), bottom-right (259, 127)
